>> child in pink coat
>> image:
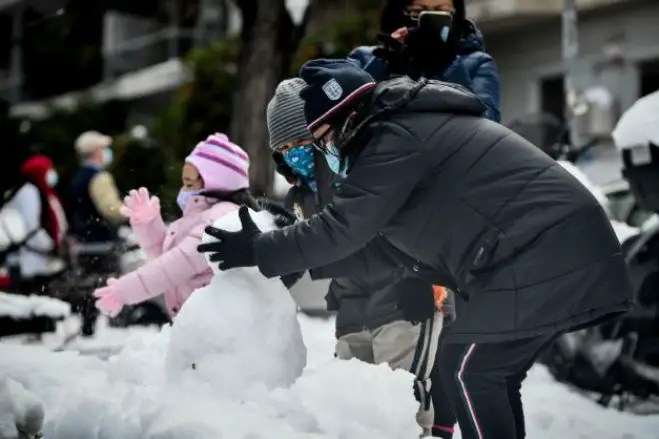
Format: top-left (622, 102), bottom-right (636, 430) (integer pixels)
top-left (94, 133), bottom-right (253, 318)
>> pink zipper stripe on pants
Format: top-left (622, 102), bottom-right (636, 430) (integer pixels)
top-left (457, 343), bottom-right (484, 439)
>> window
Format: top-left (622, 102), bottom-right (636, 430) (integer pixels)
top-left (540, 75), bottom-right (565, 121)
top-left (639, 59), bottom-right (659, 97)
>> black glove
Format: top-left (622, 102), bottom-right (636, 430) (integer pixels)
top-left (197, 206), bottom-right (261, 270)
top-left (256, 198), bottom-right (297, 229)
top-left (280, 271), bottom-right (305, 289)
top-left (395, 277), bottom-right (436, 325)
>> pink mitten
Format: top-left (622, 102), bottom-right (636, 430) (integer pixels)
top-left (93, 278), bottom-right (125, 317)
top-left (120, 187), bottom-right (161, 225)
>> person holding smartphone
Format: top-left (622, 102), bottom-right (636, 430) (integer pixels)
top-left (348, 0), bottom-right (500, 123)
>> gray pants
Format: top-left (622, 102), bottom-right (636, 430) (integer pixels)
top-left (336, 312), bottom-right (444, 436)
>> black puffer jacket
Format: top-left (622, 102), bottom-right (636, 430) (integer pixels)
top-left (255, 77), bottom-right (633, 343)
top-left (286, 149), bottom-right (405, 336)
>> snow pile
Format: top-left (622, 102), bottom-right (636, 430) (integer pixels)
top-left (0, 292), bottom-right (71, 319)
top-left (612, 90), bottom-right (659, 150)
top-left (0, 209), bottom-right (420, 439)
top-left (519, 366), bottom-right (659, 438)
top-left (0, 377), bottom-right (44, 439)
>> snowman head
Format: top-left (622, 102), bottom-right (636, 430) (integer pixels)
top-left (201, 208), bottom-right (278, 275)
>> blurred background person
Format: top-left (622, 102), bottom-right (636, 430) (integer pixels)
top-left (69, 130), bottom-right (124, 336)
top-left (16, 154), bottom-right (68, 284)
top-left (70, 130), bottom-right (124, 248)
top-left (0, 152), bottom-right (67, 291)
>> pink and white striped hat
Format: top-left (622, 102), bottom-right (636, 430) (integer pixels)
top-left (185, 133), bottom-right (250, 193)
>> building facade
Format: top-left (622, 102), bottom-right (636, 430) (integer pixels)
top-left (472, 0), bottom-right (659, 124)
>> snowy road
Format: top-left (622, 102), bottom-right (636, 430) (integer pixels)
top-left (298, 314), bottom-right (659, 439)
top-left (1, 314), bottom-right (658, 438)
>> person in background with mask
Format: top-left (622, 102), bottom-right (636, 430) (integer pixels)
top-left (349, 0), bottom-right (500, 122)
top-left (267, 78), bottom-right (451, 436)
top-left (2, 154), bottom-right (68, 290)
top-left (70, 130), bottom-right (124, 245)
top-left (70, 130), bottom-right (125, 336)
top-left (93, 133), bottom-right (252, 320)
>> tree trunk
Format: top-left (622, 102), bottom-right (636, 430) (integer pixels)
top-left (230, 0), bottom-right (295, 197)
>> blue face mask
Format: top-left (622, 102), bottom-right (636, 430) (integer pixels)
top-left (177, 189), bottom-right (202, 212)
top-left (324, 140), bottom-right (348, 178)
top-left (103, 148), bottom-right (114, 166)
top-left (283, 145), bottom-right (317, 191)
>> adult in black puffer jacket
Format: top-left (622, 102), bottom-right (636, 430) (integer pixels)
top-left (201, 62), bottom-right (633, 439)
top-left (266, 78), bottom-right (446, 436)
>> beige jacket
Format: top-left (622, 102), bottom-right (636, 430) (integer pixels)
top-left (88, 171), bottom-right (124, 223)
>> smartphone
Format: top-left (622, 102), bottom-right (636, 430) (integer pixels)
top-left (417, 11), bottom-right (453, 42)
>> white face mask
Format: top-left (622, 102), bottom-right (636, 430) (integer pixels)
top-left (323, 140), bottom-right (348, 178)
top-left (45, 169), bottom-right (59, 187)
top-left (103, 148), bottom-right (114, 166)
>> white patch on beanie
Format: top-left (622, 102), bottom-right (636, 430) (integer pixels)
top-left (321, 79), bottom-right (343, 101)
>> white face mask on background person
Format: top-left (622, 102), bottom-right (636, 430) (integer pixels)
top-left (45, 169), bottom-right (59, 187)
top-left (103, 148), bottom-right (114, 166)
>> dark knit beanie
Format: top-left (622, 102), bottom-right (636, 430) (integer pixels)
top-left (299, 59), bottom-right (377, 132)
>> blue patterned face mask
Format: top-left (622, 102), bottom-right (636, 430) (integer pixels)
top-left (283, 145), bottom-right (317, 191)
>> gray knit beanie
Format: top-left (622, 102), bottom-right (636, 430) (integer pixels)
top-left (267, 78), bottom-right (313, 151)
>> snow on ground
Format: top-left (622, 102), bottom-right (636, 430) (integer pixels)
top-left (1, 314), bottom-right (659, 438)
top-left (0, 209), bottom-right (658, 438)
top-left (298, 315), bottom-right (659, 439)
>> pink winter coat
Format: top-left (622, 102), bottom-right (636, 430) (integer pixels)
top-left (115, 195), bottom-right (238, 317)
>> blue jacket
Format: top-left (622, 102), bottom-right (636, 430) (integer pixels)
top-left (348, 23), bottom-right (501, 122)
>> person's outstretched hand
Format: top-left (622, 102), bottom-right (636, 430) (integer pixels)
top-left (93, 278), bottom-right (125, 317)
top-left (198, 206), bottom-right (261, 270)
top-left (120, 187), bottom-right (161, 224)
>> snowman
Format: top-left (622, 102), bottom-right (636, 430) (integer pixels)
top-left (164, 209), bottom-right (307, 399)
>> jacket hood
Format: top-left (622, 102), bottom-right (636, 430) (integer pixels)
top-left (368, 76), bottom-right (486, 118)
top-left (459, 20), bottom-right (485, 54)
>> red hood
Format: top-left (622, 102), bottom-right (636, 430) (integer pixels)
top-left (21, 155), bottom-right (53, 190)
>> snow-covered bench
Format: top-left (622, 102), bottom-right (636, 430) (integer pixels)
top-left (0, 293), bottom-right (71, 338)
